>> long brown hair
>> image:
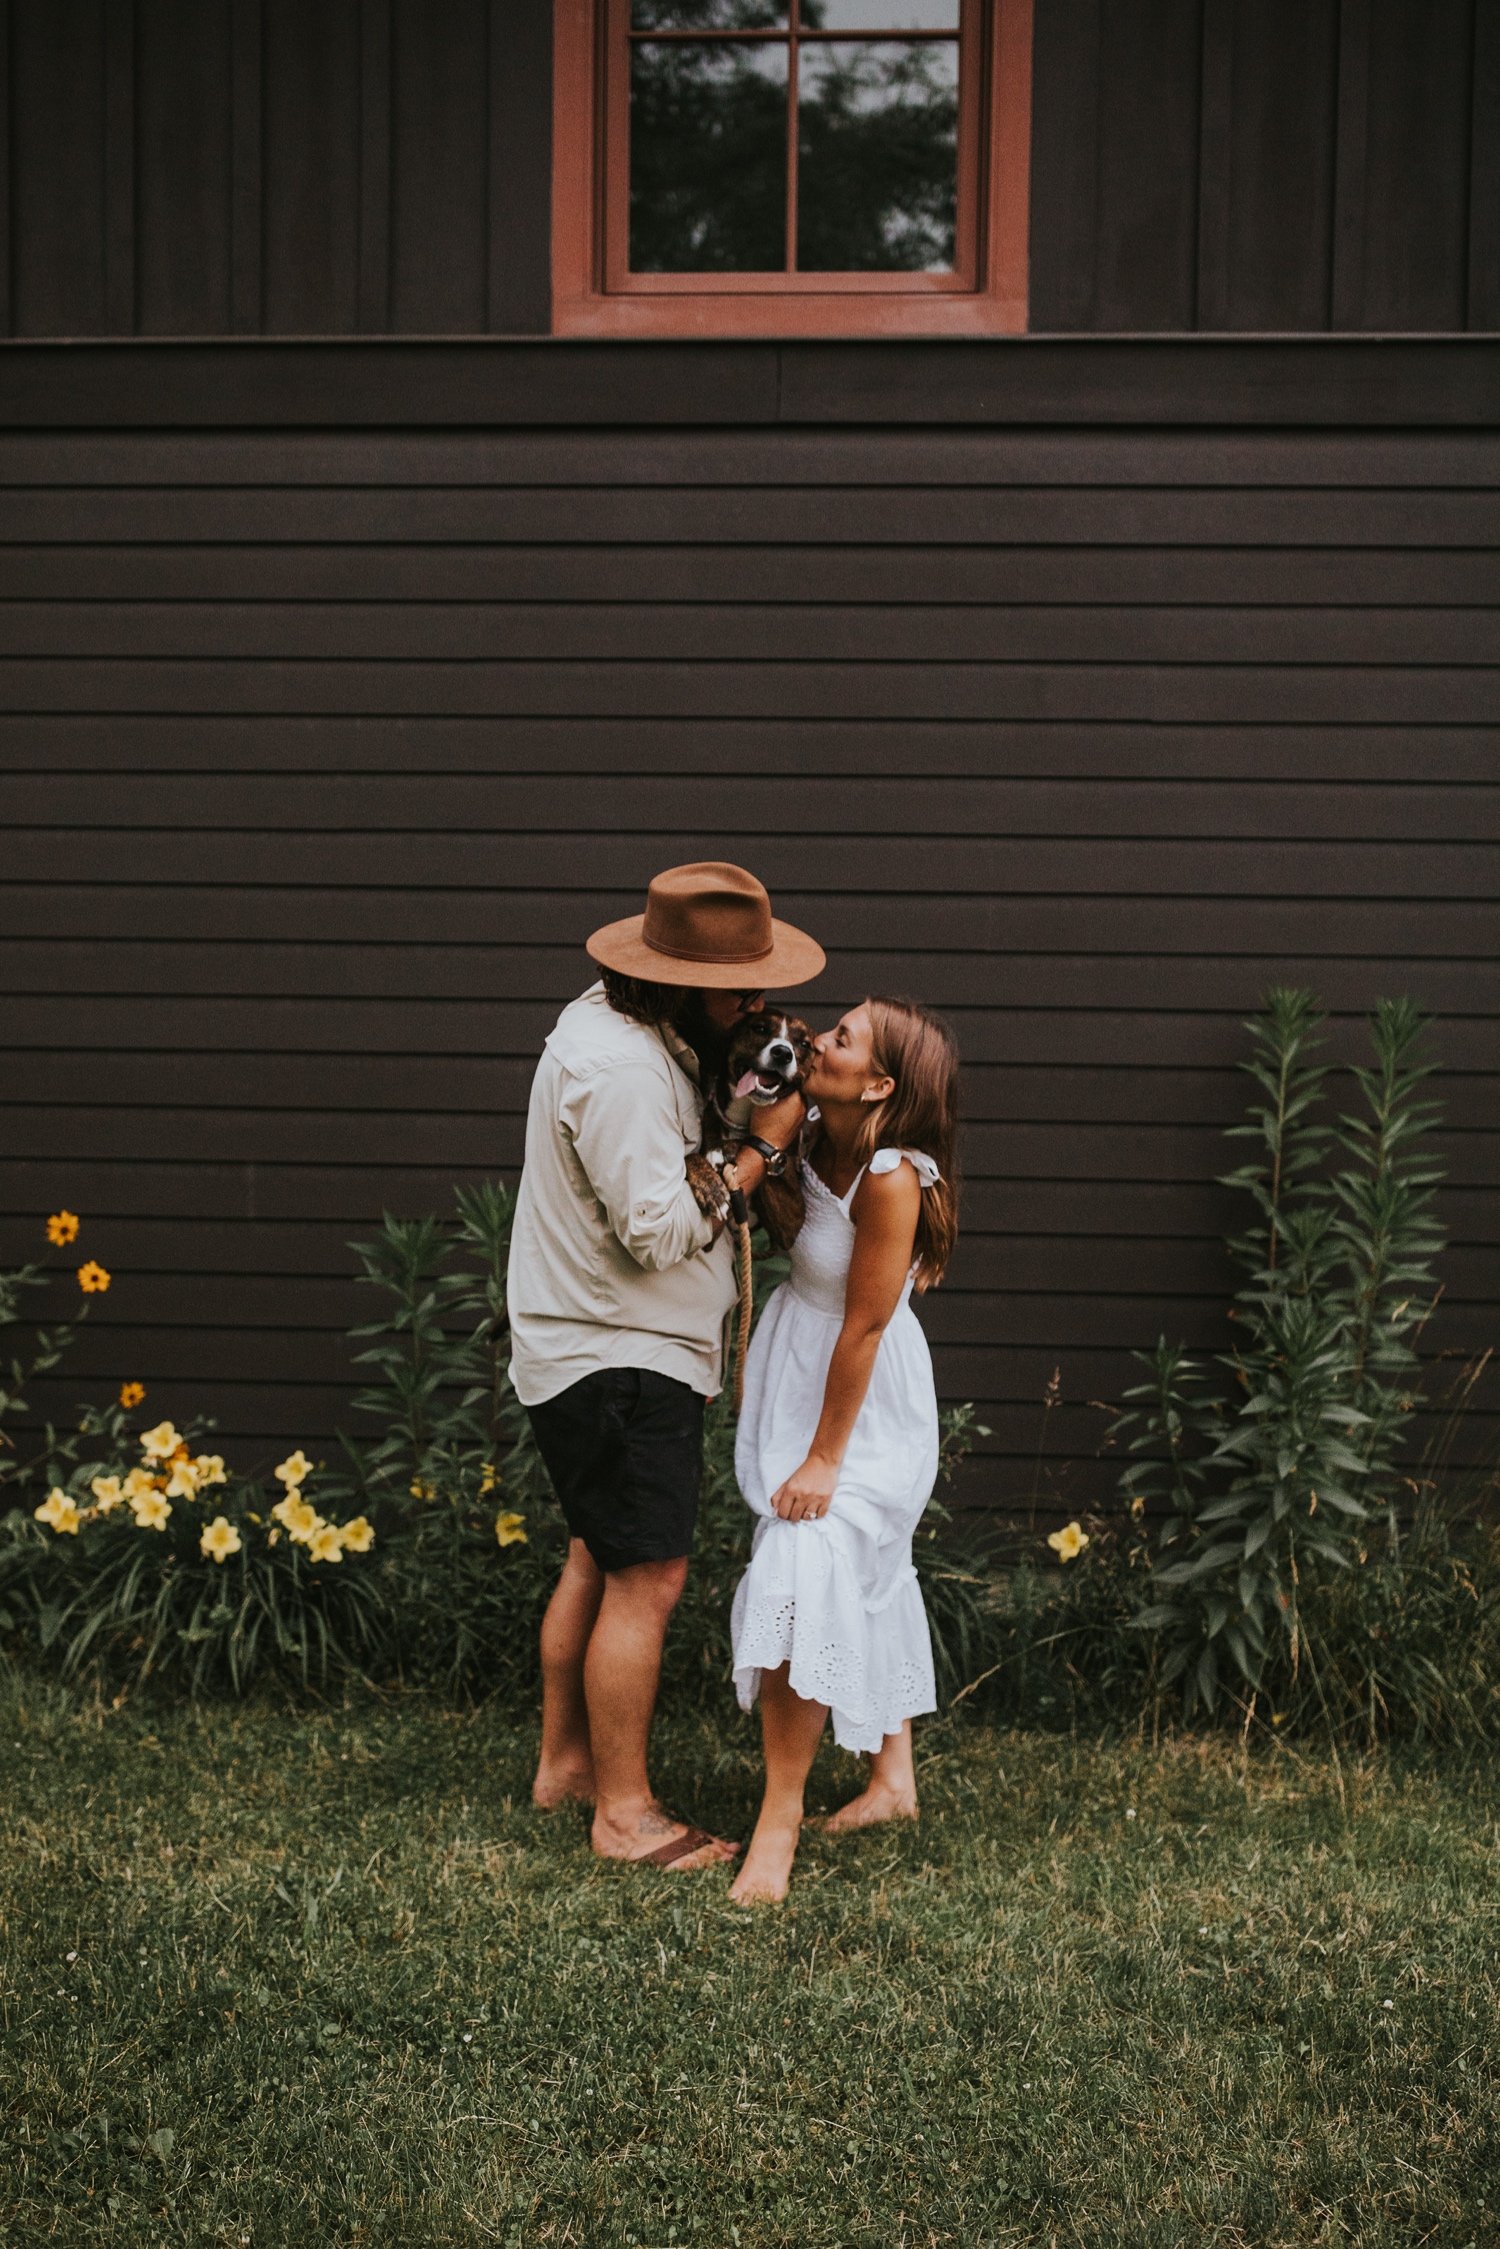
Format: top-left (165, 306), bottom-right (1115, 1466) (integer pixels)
top-left (850, 995), bottom-right (960, 1291)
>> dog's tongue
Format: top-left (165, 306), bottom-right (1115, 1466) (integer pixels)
top-left (732, 1069), bottom-right (759, 1101)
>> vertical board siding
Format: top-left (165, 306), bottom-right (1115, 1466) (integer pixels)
top-left (1028, 0), bottom-right (1497, 333)
top-left (0, 0), bottom-right (1494, 338)
top-left (1, 410), bottom-right (1496, 1504)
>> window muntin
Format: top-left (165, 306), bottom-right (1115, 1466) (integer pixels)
top-left (610, 0), bottom-right (974, 291)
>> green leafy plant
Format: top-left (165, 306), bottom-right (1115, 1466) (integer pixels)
top-left (1117, 990), bottom-right (1448, 1719)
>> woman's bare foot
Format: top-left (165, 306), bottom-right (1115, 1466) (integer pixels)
top-left (591, 1801), bottom-right (739, 1872)
top-left (823, 1781), bottom-right (918, 1834)
top-left (728, 1810), bottom-right (802, 1904)
top-left (531, 1757), bottom-right (596, 1809)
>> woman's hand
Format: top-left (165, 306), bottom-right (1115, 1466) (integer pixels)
top-left (769, 1453), bottom-right (838, 1522)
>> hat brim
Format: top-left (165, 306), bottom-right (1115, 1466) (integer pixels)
top-left (586, 913), bottom-right (826, 989)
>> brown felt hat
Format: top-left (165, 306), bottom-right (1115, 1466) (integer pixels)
top-left (586, 861), bottom-right (825, 990)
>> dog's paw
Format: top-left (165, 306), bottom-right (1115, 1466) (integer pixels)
top-left (686, 1153), bottom-right (730, 1221)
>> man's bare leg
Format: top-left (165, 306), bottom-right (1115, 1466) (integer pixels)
top-left (533, 1538), bottom-right (605, 1807)
top-left (823, 1718), bottom-right (919, 1833)
top-left (729, 1663), bottom-right (828, 1905)
top-left (586, 1556), bottom-right (737, 1869)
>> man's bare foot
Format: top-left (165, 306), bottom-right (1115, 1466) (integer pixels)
top-left (592, 1802), bottom-right (739, 1872)
top-left (532, 1758), bottom-right (595, 1809)
top-left (728, 1811), bottom-right (802, 1905)
top-left (823, 1782), bottom-right (918, 1834)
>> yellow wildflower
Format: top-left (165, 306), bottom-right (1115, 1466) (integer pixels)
top-left (281, 1496), bottom-right (322, 1545)
top-left (123, 1465), bottom-right (161, 1501)
top-left (130, 1488), bottom-right (172, 1531)
top-left (118, 1380), bottom-right (146, 1408)
top-left (307, 1523), bottom-right (344, 1564)
top-left (1047, 1521), bottom-right (1088, 1563)
top-left (163, 1456), bottom-right (202, 1499)
top-left (140, 1420), bottom-right (183, 1462)
top-left (199, 1515), bottom-right (242, 1565)
top-left (339, 1515), bottom-right (375, 1554)
top-left (495, 1510), bottom-right (528, 1549)
top-left (274, 1450), bottom-right (312, 1489)
top-left (35, 1487), bottom-right (81, 1535)
top-left (46, 1210), bottom-right (81, 1246)
top-left (193, 1453), bottom-right (227, 1486)
top-left (1128, 1493), bottom-right (1146, 1520)
top-left (90, 1474), bottom-right (126, 1513)
top-left (267, 1526), bottom-right (281, 1548)
top-left (77, 1261), bottom-right (111, 1294)
top-left (478, 1463), bottom-right (499, 1494)
top-left (410, 1478), bottom-right (436, 1502)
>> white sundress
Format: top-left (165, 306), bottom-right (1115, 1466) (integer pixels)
top-left (730, 1147), bottom-right (941, 1754)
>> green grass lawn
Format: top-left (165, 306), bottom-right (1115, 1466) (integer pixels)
top-left (3, 1665), bottom-right (1497, 2249)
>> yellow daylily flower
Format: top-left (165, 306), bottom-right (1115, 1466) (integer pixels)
top-left (338, 1515), bottom-right (375, 1554)
top-left (273, 1493), bottom-right (319, 1547)
top-left (130, 1489), bottom-right (172, 1532)
top-left (1047, 1521), bottom-right (1088, 1563)
top-left (495, 1511), bottom-right (528, 1548)
top-left (90, 1474), bottom-right (126, 1513)
top-left (193, 1453), bottom-right (227, 1486)
top-left (118, 1380), bottom-right (146, 1408)
top-left (199, 1515), bottom-right (242, 1565)
top-left (35, 1487), bottom-right (81, 1535)
top-left (140, 1420), bottom-right (183, 1462)
top-left (123, 1465), bottom-right (161, 1501)
top-left (76, 1261), bottom-right (111, 1293)
top-left (410, 1478), bottom-right (436, 1502)
top-left (163, 1457), bottom-right (202, 1499)
top-left (46, 1210), bottom-right (80, 1246)
top-left (307, 1523), bottom-right (344, 1564)
top-left (274, 1450), bottom-right (312, 1489)
top-left (478, 1463), bottom-right (499, 1495)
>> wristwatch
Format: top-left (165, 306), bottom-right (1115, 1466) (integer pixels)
top-left (743, 1134), bottom-right (790, 1179)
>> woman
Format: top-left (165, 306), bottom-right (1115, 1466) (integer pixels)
top-left (728, 995), bottom-right (960, 1905)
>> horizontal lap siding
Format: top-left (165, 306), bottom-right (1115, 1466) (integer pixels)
top-left (3, 424), bottom-right (1497, 1506)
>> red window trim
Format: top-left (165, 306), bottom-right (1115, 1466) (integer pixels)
top-left (551, 0), bottom-right (1032, 338)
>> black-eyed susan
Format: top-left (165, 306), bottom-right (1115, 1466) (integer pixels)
top-left (199, 1516), bottom-right (243, 1565)
top-left (76, 1260), bottom-right (111, 1294)
top-left (47, 1210), bottom-right (80, 1247)
top-left (495, 1510), bottom-right (528, 1548)
top-left (118, 1380), bottom-right (146, 1409)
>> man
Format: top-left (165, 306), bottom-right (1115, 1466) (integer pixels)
top-left (508, 862), bottom-right (824, 1871)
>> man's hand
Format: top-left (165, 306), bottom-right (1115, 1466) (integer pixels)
top-left (769, 1452), bottom-right (837, 1521)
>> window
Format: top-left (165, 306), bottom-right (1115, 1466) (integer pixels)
top-left (553, 0), bottom-right (1032, 334)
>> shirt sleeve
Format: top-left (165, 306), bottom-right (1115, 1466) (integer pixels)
top-left (560, 1059), bottom-right (718, 1271)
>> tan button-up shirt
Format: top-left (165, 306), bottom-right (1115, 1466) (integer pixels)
top-left (507, 982), bottom-right (737, 1407)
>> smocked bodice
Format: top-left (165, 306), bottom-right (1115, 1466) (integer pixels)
top-left (785, 1151), bottom-right (932, 1321)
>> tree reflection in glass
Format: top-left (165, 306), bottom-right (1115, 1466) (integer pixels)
top-left (632, 0), bottom-right (787, 24)
top-left (797, 39), bottom-right (958, 270)
top-left (629, 41), bottom-right (789, 270)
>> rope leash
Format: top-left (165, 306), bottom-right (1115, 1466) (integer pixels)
top-left (721, 1158), bottom-right (755, 1415)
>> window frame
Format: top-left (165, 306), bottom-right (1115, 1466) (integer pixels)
top-left (552, 0), bottom-right (1033, 336)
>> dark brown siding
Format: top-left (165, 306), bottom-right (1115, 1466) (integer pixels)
top-left (0, 0), bottom-right (554, 337)
top-left (2, 339), bottom-right (1496, 1508)
top-left (0, 2), bottom-right (1493, 340)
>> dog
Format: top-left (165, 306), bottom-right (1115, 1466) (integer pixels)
top-left (687, 1010), bottom-right (812, 1252)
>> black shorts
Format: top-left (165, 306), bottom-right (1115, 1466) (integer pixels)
top-left (525, 1366), bottom-right (706, 1573)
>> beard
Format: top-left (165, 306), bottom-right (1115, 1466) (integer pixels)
top-left (677, 990), bottom-right (732, 1083)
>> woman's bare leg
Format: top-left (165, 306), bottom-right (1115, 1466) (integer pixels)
top-left (729, 1663), bottom-right (828, 1905)
top-left (823, 1718), bottom-right (919, 1833)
